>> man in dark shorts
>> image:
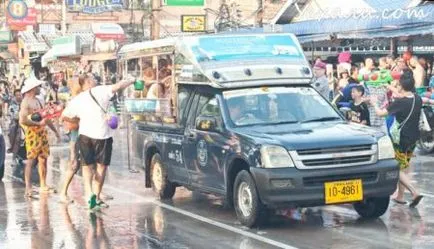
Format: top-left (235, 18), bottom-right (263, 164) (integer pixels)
top-left (62, 73), bottom-right (134, 209)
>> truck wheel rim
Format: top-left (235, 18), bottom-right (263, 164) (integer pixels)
top-left (153, 162), bottom-right (163, 191)
top-left (238, 182), bottom-right (253, 217)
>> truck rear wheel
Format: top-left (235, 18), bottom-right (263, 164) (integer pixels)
top-left (233, 170), bottom-right (266, 228)
top-left (353, 197), bottom-right (389, 219)
top-left (150, 154), bottom-right (176, 199)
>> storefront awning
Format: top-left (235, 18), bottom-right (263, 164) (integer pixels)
top-left (19, 31), bottom-right (50, 52)
top-left (92, 23), bottom-right (126, 41)
top-left (41, 48), bottom-right (56, 67)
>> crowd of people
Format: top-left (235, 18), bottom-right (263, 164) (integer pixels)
top-left (0, 50), bottom-right (429, 209)
top-left (312, 51), bottom-right (428, 207)
top-left (0, 68), bottom-right (135, 210)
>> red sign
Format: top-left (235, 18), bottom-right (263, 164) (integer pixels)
top-left (7, 8), bottom-right (37, 29)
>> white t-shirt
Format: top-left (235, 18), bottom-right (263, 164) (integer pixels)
top-left (62, 85), bottom-right (114, 139)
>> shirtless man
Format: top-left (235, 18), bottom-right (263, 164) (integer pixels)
top-left (408, 56), bottom-right (426, 88)
top-left (19, 78), bottom-right (60, 197)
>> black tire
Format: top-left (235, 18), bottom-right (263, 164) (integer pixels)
top-left (353, 197), bottom-right (390, 219)
top-left (150, 153), bottom-right (176, 199)
top-left (233, 170), bottom-right (266, 228)
top-left (417, 132), bottom-right (434, 154)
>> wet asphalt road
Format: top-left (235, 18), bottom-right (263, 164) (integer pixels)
top-left (1, 129), bottom-right (434, 249)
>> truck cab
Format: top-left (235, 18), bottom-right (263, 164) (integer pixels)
top-left (125, 34), bottom-right (399, 227)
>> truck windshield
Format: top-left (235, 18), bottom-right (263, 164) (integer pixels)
top-left (223, 87), bottom-right (342, 127)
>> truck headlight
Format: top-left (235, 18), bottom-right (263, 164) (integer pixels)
top-left (378, 136), bottom-right (395, 160)
top-left (260, 145), bottom-right (294, 168)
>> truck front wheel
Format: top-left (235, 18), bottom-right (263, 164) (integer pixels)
top-left (353, 197), bottom-right (389, 219)
top-left (150, 154), bottom-right (176, 199)
top-left (233, 170), bottom-right (266, 228)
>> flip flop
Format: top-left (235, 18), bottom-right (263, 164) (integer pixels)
top-left (96, 200), bottom-right (109, 208)
top-left (88, 194), bottom-right (97, 210)
top-left (409, 195), bottom-right (423, 208)
top-left (392, 199), bottom-right (407, 205)
top-left (40, 186), bottom-right (57, 194)
top-left (100, 194), bottom-right (114, 201)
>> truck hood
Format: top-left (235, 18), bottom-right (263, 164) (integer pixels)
top-left (232, 122), bottom-right (383, 151)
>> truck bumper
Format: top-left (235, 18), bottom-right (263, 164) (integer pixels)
top-left (250, 159), bottom-right (399, 208)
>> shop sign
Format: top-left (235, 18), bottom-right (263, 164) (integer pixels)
top-left (0, 31), bottom-right (12, 43)
top-left (165, 0), bottom-right (204, 6)
top-left (24, 42), bottom-right (49, 52)
top-left (66, 0), bottom-right (123, 14)
top-left (181, 15), bottom-right (206, 32)
top-left (6, 0), bottom-right (37, 29)
top-left (52, 35), bottom-right (81, 57)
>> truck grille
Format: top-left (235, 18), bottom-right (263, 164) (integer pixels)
top-left (302, 155), bottom-right (373, 167)
top-left (303, 172), bottom-right (378, 187)
top-left (297, 144), bottom-right (373, 156)
top-left (289, 144), bottom-right (377, 169)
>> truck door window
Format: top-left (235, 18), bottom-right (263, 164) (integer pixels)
top-left (178, 87), bottom-right (193, 125)
top-left (196, 95), bottom-right (223, 131)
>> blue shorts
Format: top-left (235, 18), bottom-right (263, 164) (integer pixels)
top-left (70, 130), bottom-right (79, 142)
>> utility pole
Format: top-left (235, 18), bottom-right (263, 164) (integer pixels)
top-left (61, 0), bottom-right (66, 35)
top-left (150, 0), bottom-right (160, 40)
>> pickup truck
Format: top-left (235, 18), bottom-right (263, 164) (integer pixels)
top-left (131, 83), bottom-right (398, 227)
top-left (127, 34), bottom-right (399, 227)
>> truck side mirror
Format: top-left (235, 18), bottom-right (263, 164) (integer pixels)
top-left (196, 116), bottom-right (218, 132)
top-left (339, 107), bottom-right (352, 120)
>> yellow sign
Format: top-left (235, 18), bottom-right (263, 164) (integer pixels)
top-left (324, 179), bottom-right (363, 204)
top-left (181, 15), bottom-right (206, 32)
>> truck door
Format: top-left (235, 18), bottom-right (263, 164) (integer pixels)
top-left (162, 86), bottom-right (194, 185)
top-left (183, 92), bottom-right (226, 192)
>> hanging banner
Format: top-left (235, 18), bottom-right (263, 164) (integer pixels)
top-left (181, 15), bottom-right (206, 32)
top-left (6, 0), bottom-right (37, 29)
top-left (66, 0), bottom-right (124, 14)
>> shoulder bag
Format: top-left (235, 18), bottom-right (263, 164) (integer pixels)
top-left (89, 89), bottom-right (119, 129)
top-left (389, 97), bottom-right (415, 145)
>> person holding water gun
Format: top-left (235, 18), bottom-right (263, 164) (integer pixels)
top-left (359, 65), bottom-right (402, 131)
top-left (19, 78), bottom-right (61, 198)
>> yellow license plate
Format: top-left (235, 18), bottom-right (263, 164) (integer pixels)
top-left (324, 179), bottom-right (363, 204)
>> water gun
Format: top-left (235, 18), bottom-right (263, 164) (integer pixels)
top-left (357, 69), bottom-right (402, 87)
top-left (29, 102), bottom-right (64, 122)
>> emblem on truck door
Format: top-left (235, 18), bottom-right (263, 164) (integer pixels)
top-left (197, 140), bottom-right (208, 167)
